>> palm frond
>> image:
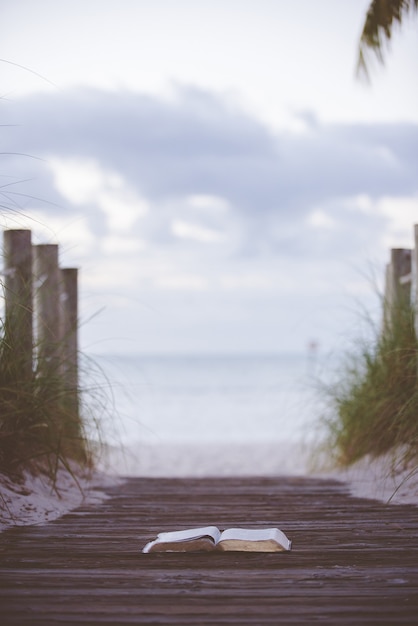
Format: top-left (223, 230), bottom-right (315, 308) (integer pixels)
top-left (357, 0), bottom-right (418, 79)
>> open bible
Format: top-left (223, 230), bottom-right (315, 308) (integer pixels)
top-left (142, 526), bottom-right (291, 553)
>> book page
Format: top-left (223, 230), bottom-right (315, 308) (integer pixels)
top-left (218, 527), bottom-right (291, 551)
top-left (155, 526), bottom-right (221, 544)
top-left (145, 537), bottom-right (217, 552)
top-left (142, 526), bottom-right (221, 552)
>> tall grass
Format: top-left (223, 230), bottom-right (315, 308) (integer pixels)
top-left (324, 296), bottom-right (418, 467)
top-left (0, 300), bottom-right (102, 483)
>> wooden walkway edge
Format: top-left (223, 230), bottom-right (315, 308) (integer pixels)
top-left (1, 476), bottom-right (418, 624)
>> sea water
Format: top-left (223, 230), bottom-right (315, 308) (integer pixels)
top-left (89, 353), bottom-right (329, 476)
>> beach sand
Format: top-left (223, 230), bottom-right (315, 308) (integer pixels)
top-left (0, 466), bottom-right (119, 532)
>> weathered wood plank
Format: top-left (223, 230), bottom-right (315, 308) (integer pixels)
top-left (0, 476), bottom-right (417, 624)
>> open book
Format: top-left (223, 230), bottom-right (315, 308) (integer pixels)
top-left (142, 526), bottom-right (291, 553)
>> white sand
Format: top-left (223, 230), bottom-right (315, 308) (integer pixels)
top-left (1, 444), bottom-right (417, 533)
top-left (0, 465), bottom-right (120, 533)
top-left (316, 452), bottom-right (418, 506)
top-left (99, 441), bottom-right (418, 504)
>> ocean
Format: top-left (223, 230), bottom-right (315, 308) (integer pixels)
top-left (89, 352), bottom-right (329, 476)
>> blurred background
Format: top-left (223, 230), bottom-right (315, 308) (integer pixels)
top-left (1, 0), bottom-right (417, 474)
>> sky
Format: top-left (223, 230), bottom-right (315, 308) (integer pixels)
top-left (1, 0), bottom-right (417, 356)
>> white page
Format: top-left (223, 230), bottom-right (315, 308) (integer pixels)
top-left (156, 526), bottom-right (221, 543)
top-left (219, 527), bottom-right (290, 548)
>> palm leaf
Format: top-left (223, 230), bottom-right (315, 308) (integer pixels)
top-left (357, 0), bottom-right (418, 79)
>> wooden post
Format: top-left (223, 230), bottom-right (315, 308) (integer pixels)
top-left (392, 248), bottom-right (412, 302)
top-left (414, 225), bottom-right (418, 338)
top-left (33, 244), bottom-right (60, 374)
top-left (383, 261), bottom-right (394, 333)
top-left (383, 248), bottom-right (412, 333)
top-left (59, 268), bottom-right (79, 416)
top-left (2, 230), bottom-right (33, 381)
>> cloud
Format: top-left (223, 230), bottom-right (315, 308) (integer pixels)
top-left (5, 87), bottom-right (417, 215)
top-left (3, 86), bottom-right (416, 264)
top-left (172, 219), bottom-right (225, 243)
top-left (186, 194), bottom-right (230, 211)
top-left (47, 157), bottom-right (107, 206)
top-left (156, 273), bottom-right (208, 292)
top-left (2, 85), bottom-right (417, 354)
top-left (306, 209), bottom-right (337, 230)
top-left (47, 156), bottom-right (149, 233)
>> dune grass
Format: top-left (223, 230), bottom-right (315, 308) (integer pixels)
top-left (324, 296), bottom-right (418, 467)
top-left (0, 309), bottom-right (102, 484)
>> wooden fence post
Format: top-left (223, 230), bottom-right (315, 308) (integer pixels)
top-left (33, 244), bottom-right (60, 374)
top-left (383, 248), bottom-right (412, 333)
top-left (59, 268), bottom-right (79, 416)
top-left (414, 225), bottom-right (418, 338)
top-left (2, 230), bottom-right (33, 381)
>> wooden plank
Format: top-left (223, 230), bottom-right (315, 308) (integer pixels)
top-left (0, 476), bottom-right (417, 624)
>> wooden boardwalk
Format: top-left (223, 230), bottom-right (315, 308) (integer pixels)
top-left (1, 476), bottom-right (418, 624)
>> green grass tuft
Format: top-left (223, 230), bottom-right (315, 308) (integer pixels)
top-left (324, 297), bottom-right (418, 467)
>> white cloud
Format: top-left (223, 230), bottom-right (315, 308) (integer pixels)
top-left (48, 157), bottom-right (105, 205)
top-left (346, 193), bottom-right (418, 248)
top-left (156, 274), bottom-right (208, 291)
top-left (187, 194), bottom-right (230, 211)
top-left (83, 258), bottom-right (141, 290)
top-left (220, 272), bottom-right (273, 291)
top-left (101, 236), bottom-right (145, 255)
top-left (377, 196), bottom-right (418, 249)
top-left (98, 188), bottom-right (149, 232)
top-left (48, 157), bottom-right (149, 232)
top-left (306, 209), bottom-right (336, 230)
top-left (1, 73), bottom-right (417, 356)
top-left (172, 220), bottom-right (225, 243)
top-left (344, 194), bottom-right (374, 214)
